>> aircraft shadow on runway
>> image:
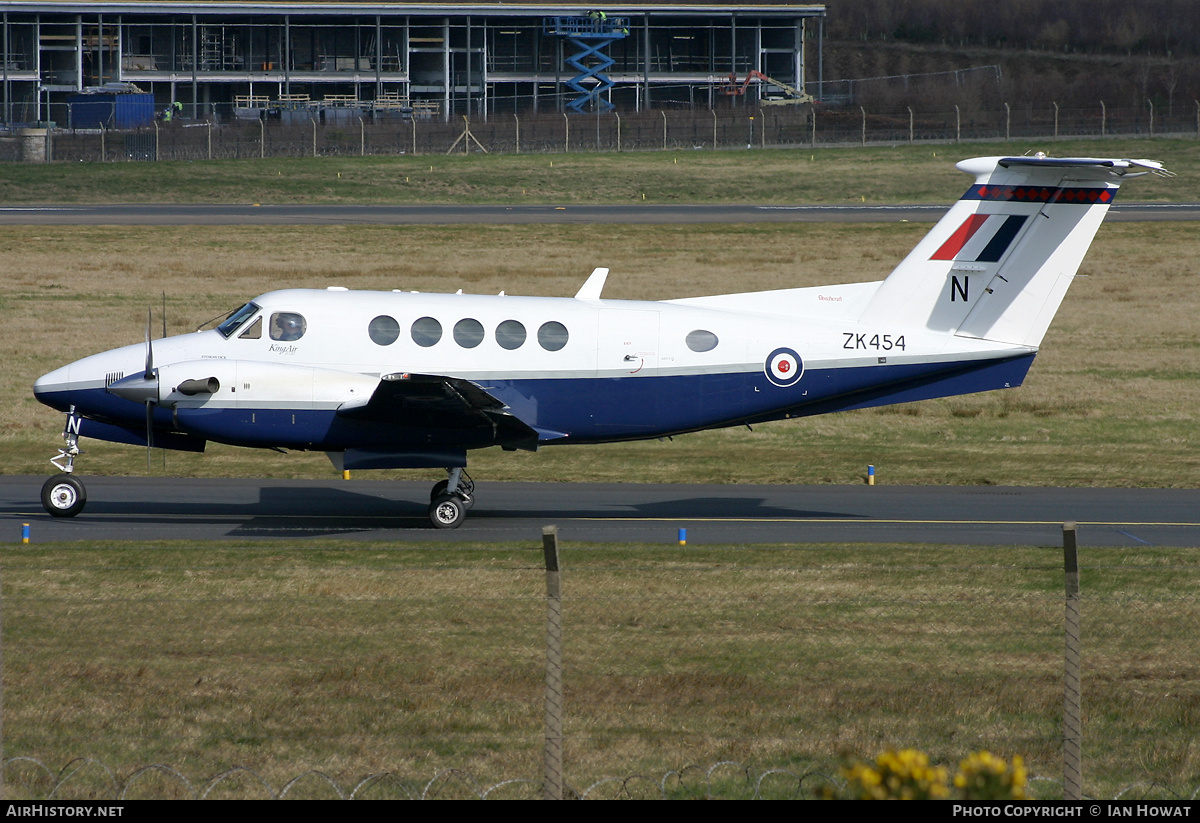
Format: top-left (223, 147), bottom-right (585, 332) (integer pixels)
top-left (9, 484), bottom-right (861, 536)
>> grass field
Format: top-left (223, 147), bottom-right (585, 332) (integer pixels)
top-left (3, 542), bottom-right (1197, 799)
top-left (1, 138), bottom-right (1197, 205)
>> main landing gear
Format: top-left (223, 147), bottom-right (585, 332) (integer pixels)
top-left (428, 467), bottom-right (474, 529)
top-left (42, 407), bottom-right (87, 517)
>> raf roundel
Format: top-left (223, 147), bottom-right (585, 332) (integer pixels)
top-left (765, 347), bottom-right (804, 387)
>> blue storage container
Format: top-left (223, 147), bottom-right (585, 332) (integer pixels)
top-left (68, 93), bottom-right (155, 129)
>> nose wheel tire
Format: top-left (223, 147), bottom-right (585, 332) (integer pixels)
top-left (429, 494), bottom-right (465, 529)
top-left (41, 475), bottom-right (87, 518)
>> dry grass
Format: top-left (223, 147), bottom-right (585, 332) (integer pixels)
top-left (4, 544), bottom-right (1197, 799)
top-left (5, 220), bottom-right (1199, 488)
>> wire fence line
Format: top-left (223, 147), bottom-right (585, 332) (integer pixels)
top-left (6, 758), bottom-right (1198, 801)
top-left (2, 537), bottom-right (1197, 800)
top-left (4, 758), bottom-right (847, 800)
top-left (3, 99), bottom-right (1197, 163)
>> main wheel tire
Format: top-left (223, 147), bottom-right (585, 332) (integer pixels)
top-left (431, 479), bottom-right (474, 510)
top-left (41, 475), bottom-right (86, 518)
top-left (429, 494), bottom-right (465, 529)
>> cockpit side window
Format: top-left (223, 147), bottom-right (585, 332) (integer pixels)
top-left (216, 302), bottom-right (261, 338)
top-left (270, 312), bottom-right (307, 342)
top-left (238, 317), bottom-right (262, 339)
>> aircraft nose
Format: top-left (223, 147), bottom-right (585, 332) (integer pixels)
top-left (33, 363), bottom-right (74, 406)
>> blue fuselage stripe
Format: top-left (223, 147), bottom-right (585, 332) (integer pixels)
top-left (37, 354), bottom-right (1036, 452)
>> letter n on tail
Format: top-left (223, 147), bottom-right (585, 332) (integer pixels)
top-left (951, 275), bottom-right (969, 303)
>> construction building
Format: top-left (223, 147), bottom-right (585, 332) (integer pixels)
top-left (0, 2), bottom-right (826, 125)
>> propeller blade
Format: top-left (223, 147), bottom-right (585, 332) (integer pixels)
top-left (143, 307), bottom-right (158, 473)
top-left (145, 400), bottom-right (154, 472)
top-left (144, 308), bottom-right (155, 378)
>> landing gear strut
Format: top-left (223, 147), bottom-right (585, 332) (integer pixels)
top-left (428, 467), bottom-right (473, 529)
top-left (43, 407), bottom-right (87, 517)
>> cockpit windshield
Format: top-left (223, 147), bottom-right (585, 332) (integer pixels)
top-left (214, 302), bottom-right (261, 338)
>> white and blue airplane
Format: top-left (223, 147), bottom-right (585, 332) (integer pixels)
top-left (33, 154), bottom-right (1169, 527)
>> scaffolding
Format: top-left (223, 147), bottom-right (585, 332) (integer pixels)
top-left (543, 16), bottom-right (630, 114)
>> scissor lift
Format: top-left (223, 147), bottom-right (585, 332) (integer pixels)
top-left (543, 16), bottom-right (630, 113)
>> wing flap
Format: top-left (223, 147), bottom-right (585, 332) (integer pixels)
top-left (340, 372), bottom-right (540, 451)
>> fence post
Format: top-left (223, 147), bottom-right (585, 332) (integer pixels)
top-left (311, 116), bottom-right (317, 158)
top-left (1147, 99), bottom-right (1154, 138)
top-left (563, 112), bottom-right (569, 153)
top-left (1004, 102), bottom-right (1010, 141)
top-left (207, 120), bottom-right (212, 160)
top-left (955, 103), bottom-right (960, 143)
top-left (99, 123), bottom-right (105, 162)
top-left (661, 110), bottom-right (667, 150)
top-left (711, 108), bottom-right (717, 149)
top-left (1063, 521), bottom-right (1083, 801)
top-left (411, 118), bottom-right (417, 156)
top-left (259, 117), bottom-right (264, 160)
top-left (542, 525), bottom-right (564, 801)
top-left (860, 106), bottom-right (866, 146)
top-left (1100, 101), bottom-right (1106, 137)
top-left (759, 107), bottom-right (765, 149)
top-left (1053, 102), bottom-right (1059, 140)
top-left (514, 112), bottom-right (520, 154)
top-left (155, 120), bottom-right (160, 161)
top-left (907, 106), bottom-right (913, 143)
top-left (615, 111), bottom-right (621, 152)
top-left (1, 558), bottom-right (5, 803)
top-left (359, 116), bottom-right (365, 156)
top-left (811, 105), bottom-right (816, 147)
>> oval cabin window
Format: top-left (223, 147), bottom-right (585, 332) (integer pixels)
top-left (453, 318), bottom-right (485, 349)
top-left (496, 319), bottom-right (527, 350)
top-left (685, 329), bottom-right (719, 352)
top-left (537, 321), bottom-right (569, 352)
top-left (410, 317), bottom-right (443, 347)
top-left (369, 315), bottom-right (400, 346)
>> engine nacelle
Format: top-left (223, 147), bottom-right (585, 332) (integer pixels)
top-left (158, 359), bottom-right (380, 410)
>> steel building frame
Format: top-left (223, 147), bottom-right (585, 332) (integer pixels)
top-left (0, 2), bottom-right (825, 124)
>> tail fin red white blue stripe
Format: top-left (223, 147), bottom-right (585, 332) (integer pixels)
top-left (860, 155), bottom-right (1171, 348)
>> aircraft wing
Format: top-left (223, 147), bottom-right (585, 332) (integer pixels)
top-left (339, 372), bottom-right (540, 451)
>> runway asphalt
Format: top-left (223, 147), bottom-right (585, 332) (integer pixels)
top-left (5, 476), bottom-right (1199, 547)
top-left (0, 202), bottom-right (1196, 225)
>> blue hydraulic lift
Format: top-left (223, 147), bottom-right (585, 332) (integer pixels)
top-left (543, 16), bottom-right (630, 113)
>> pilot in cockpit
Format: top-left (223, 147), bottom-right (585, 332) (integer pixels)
top-left (271, 312), bottom-right (306, 342)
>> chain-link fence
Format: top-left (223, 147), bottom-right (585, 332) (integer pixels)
top-left (2, 536), bottom-right (1196, 800)
top-left (5, 99), bottom-right (1197, 164)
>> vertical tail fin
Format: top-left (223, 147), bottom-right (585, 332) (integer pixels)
top-left (860, 155), bottom-right (1170, 348)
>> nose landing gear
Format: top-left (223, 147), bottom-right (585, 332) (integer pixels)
top-left (42, 407), bottom-right (87, 517)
